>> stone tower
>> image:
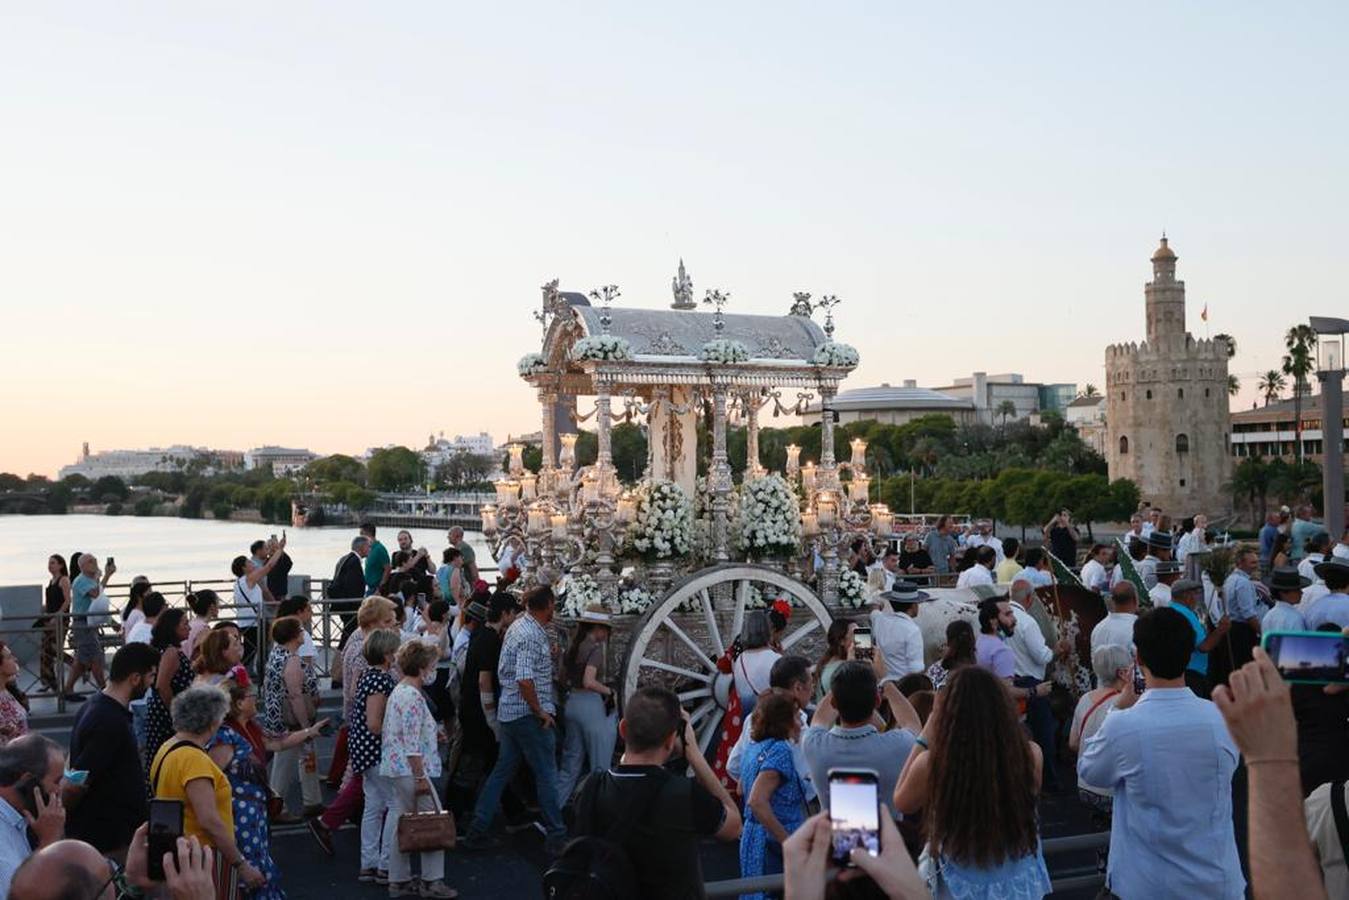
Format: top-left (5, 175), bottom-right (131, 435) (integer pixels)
top-left (1105, 237), bottom-right (1231, 517)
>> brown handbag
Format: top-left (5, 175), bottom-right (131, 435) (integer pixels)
top-left (397, 785), bottom-right (456, 852)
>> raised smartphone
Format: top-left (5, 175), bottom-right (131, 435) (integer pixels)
top-left (852, 627), bottom-right (873, 661)
top-left (147, 799), bottom-right (184, 881)
top-left (828, 768), bottom-right (881, 867)
top-left (1262, 630), bottom-right (1349, 685)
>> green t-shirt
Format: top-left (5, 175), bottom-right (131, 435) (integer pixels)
top-left (456, 540), bottom-right (477, 577)
top-left (364, 540), bottom-right (390, 590)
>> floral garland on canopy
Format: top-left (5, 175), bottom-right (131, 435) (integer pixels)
top-left (837, 568), bottom-right (868, 609)
top-left (699, 338), bottom-right (750, 364)
top-left (737, 474), bottom-right (803, 560)
top-left (631, 479), bottom-right (695, 560)
top-left (617, 584), bottom-right (654, 615)
top-left (572, 334), bottom-right (633, 362)
top-left (812, 341), bottom-right (859, 367)
top-left (559, 572), bottom-right (602, 618)
top-left (517, 352), bottom-right (549, 377)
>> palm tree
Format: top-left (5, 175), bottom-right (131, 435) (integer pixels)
top-left (1227, 374), bottom-right (1241, 397)
top-left (1282, 325), bottom-right (1318, 464)
top-left (1257, 369), bottom-right (1287, 406)
top-left (1080, 384), bottom-right (1100, 398)
top-left (995, 400), bottom-right (1017, 428)
top-left (1214, 333), bottom-right (1237, 359)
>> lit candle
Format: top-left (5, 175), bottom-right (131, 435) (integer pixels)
top-left (617, 492), bottom-right (636, 524)
top-left (849, 474), bottom-right (871, 503)
top-left (551, 513), bottom-right (569, 542)
top-left (801, 462), bottom-right (817, 496)
top-left (494, 479), bottom-right (514, 506)
top-left (527, 507), bottom-right (547, 535)
top-left (582, 474), bottom-right (600, 503)
top-left (785, 444), bottom-right (802, 477)
top-left (801, 510), bottom-right (819, 537)
top-left (849, 437), bottom-right (868, 470)
top-left (519, 473), bottom-right (538, 501)
top-left (816, 493), bottom-right (836, 528)
top-left (480, 504), bottom-right (497, 534)
top-left (559, 433), bottom-right (578, 471)
top-left (507, 443), bottom-right (525, 476)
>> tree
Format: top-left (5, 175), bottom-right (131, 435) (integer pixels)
top-left (434, 451), bottom-right (495, 489)
top-left (995, 400), bottom-right (1017, 428)
top-left (1079, 384), bottom-right (1100, 398)
top-left (91, 475), bottom-right (129, 503)
top-left (304, 454), bottom-right (367, 487)
top-left (1214, 333), bottom-right (1237, 359)
top-left (366, 446), bottom-right (426, 492)
top-left (133, 496), bottom-right (159, 517)
top-left (1258, 370), bottom-right (1287, 406)
top-left (1229, 456), bottom-right (1272, 524)
top-left (60, 473), bottom-right (91, 492)
top-left (1283, 324), bottom-right (1318, 464)
top-left (1227, 374), bottom-right (1241, 397)
top-left (610, 422), bottom-right (649, 484)
top-left (0, 473), bottom-right (24, 493)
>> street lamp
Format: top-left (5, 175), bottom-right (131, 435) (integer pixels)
top-left (1311, 316), bottom-right (1347, 539)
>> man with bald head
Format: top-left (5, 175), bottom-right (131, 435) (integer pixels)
top-left (11, 830), bottom-right (216, 900)
top-left (447, 526), bottom-right (478, 581)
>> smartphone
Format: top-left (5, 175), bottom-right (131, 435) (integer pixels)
top-left (270, 534), bottom-right (277, 542)
top-left (1262, 630), bottom-right (1349, 685)
top-left (828, 768), bottom-right (881, 867)
top-left (147, 799), bottom-right (184, 881)
top-left (106, 556), bottom-right (114, 568)
top-left (853, 627), bottom-right (873, 661)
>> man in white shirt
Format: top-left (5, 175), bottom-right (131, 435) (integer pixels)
top-left (869, 582), bottom-right (929, 683)
top-left (1122, 513), bottom-right (1146, 552)
top-left (965, 520), bottom-right (1005, 564)
top-left (1078, 544), bottom-right (1113, 594)
top-left (1092, 582), bottom-right (1140, 655)
top-left (1297, 533), bottom-right (1330, 584)
top-left (1006, 579), bottom-right (1068, 791)
top-left (866, 548), bottom-right (900, 594)
top-left (1175, 515), bottom-right (1209, 564)
top-left (1136, 531), bottom-right (1172, 590)
top-left (1139, 507), bottom-right (1163, 540)
top-left (126, 592), bottom-right (165, 644)
top-left (955, 546), bottom-right (997, 589)
top-left (1148, 560), bottom-right (1182, 607)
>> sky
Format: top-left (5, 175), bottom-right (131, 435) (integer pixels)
top-left (3, 3), bottom-right (1347, 477)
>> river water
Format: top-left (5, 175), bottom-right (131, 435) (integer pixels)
top-left (0, 515), bottom-right (492, 588)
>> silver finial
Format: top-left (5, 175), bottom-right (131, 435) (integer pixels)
top-left (589, 284), bottom-right (620, 334)
top-left (671, 259), bottom-right (695, 310)
top-left (789, 291), bottom-right (813, 317)
top-left (816, 294), bottom-right (840, 339)
top-left (703, 289), bottom-right (729, 335)
top-left (535, 278), bottom-right (562, 338)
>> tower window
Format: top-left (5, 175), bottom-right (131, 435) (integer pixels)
top-left (1119, 435), bottom-right (1129, 454)
top-left (1179, 478), bottom-right (1186, 487)
top-left (1146, 390), bottom-right (1153, 400)
top-left (1176, 434), bottom-right (1190, 454)
top-left (1178, 388), bottom-right (1184, 398)
top-left (1205, 388), bottom-right (1211, 398)
top-left (1120, 391), bottom-right (1126, 401)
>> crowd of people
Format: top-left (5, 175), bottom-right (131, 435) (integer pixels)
top-left (0, 508), bottom-right (1345, 899)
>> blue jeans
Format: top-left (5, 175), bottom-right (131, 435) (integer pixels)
top-left (469, 715), bottom-right (564, 840)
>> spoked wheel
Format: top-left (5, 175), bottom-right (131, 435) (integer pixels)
top-left (620, 563), bottom-right (833, 756)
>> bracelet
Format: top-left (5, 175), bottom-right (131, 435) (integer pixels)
top-left (914, 736), bottom-right (929, 750)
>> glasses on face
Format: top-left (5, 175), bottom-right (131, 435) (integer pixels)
top-left (93, 856), bottom-right (126, 900)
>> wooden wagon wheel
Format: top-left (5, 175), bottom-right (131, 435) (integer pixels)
top-left (620, 563), bottom-right (833, 757)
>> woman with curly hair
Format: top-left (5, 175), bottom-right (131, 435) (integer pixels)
top-left (925, 619), bottom-right (977, 691)
top-left (893, 665), bottom-right (1051, 899)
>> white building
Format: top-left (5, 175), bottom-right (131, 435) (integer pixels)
top-left (59, 443), bottom-right (227, 480)
top-left (422, 432), bottom-right (499, 473)
top-left (930, 372), bottom-right (1077, 425)
top-left (1065, 395), bottom-right (1107, 454)
top-left (244, 446), bottom-right (317, 474)
top-left (801, 382), bottom-right (976, 426)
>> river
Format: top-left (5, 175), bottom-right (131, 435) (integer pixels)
top-left (0, 515), bottom-right (492, 587)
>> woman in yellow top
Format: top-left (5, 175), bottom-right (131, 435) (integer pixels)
top-left (149, 683), bottom-right (267, 891)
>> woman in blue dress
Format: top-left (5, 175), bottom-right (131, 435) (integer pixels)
top-left (738, 691), bottom-right (807, 900)
top-left (894, 665), bottom-right (1051, 899)
top-left (208, 667), bottom-right (327, 899)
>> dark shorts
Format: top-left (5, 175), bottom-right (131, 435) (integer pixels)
top-left (72, 619), bottom-right (102, 665)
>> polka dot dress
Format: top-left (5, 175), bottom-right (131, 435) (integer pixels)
top-left (213, 726), bottom-right (284, 899)
top-left (349, 668), bottom-right (395, 775)
top-left (144, 648), bottom-right (192, 781)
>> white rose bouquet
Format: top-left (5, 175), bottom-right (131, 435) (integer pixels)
top-left (631, 479), bottom-right (695, 560)
top-left (559, 572), bottom-right (602, 618)
top-left (699, 338), bottom-right (749, 364)
top-left (618, 585), bottom-right (654, 614)
top-left (812, 341), bottom-right (860, 367)
top-left (517, 352), bottom-right (548, 377)
top-left (837, 568), bottom-right (868, 609)
top-left (572, 335), bottom-right (633, 362)
top-left (737, 474), bottom-right (803, 559)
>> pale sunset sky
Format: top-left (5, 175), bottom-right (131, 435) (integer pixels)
top-left (2, 3), bottom-right (1346, 477)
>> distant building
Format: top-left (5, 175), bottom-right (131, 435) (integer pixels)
top-left (505, 431), bottom-right (545, 447)
top-left (59, 443), bottom-right (240, 480)
top-left (423, 432), bottom-right (498, 470)
top-left (801, 382), bottom-right (976, 426)
top-left (930, 372), bottom-right (1076, 424)
top-left (1230, 393), bottom-right (1348, 467)
top-left (1066, 395), bottom-right (1108, 454)
top-left (244, 446), bottom-right (317, 475)
top-left (1106, 236), bottom-right (1231, 516)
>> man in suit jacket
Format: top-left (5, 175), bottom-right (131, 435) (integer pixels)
top-left (330, 535), bottom-right (370, 646)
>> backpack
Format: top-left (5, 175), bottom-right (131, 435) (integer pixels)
top-left (541, 771), bottom-right (665, 900)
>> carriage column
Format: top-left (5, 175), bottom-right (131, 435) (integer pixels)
top-left (817, 384), bottom-right (841, 601)
top-left (710, 382), bottom-right (732, 563)
top-left (596, 376), bottom-right (615, 493)
top-left (744, 388), bottom-right (765, 479)
top-left (538, 388), bottom-right (557, 489)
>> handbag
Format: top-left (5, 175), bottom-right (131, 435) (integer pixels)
top-left (397, 784), bottom-right (456, 853)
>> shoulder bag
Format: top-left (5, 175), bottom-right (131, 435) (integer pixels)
top-left (397, 783), bottom-right (456, 852)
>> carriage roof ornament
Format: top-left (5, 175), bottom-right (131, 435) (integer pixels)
top-left (816, 294), bottom-right (841, 339)
top-left (588, 284), bottom-right (620, 335)
top-left (703, 288), bottom-right (729, 335)
top-left (535, 277), bottom-right (563, 339)
top-left (789, 291), bottom-right (814, 317)
top-left (671, 259), bottom-right (696, 310)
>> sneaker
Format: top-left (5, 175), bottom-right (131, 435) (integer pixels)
top-left (502, 818), bottom-right (540, 835)
top-left (307, 817), bottom-right (334, 856)
top-left (358, 869), bottom-right (379, 883)
top-left (420, 881), bottom-right (458, 899)
top-left (457, 832), bottom-right (502, 852)
top-left (375, 871), bottom-right (389, 886)
top-left (388, 881), bottom-right (420, 897)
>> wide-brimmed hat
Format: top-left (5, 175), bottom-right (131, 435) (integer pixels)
top-left (577, 605), bottom-right (613, 626)
top-left (1146, 531), bottom-right (1173, 551)
top-left (1314, 556), bottom-right (1349, 581)
top-left (1154, 560), bottom-right (1183, 576)
top-left (1265, 566), bottom-right (1312, 593)
top-left (880, 581), bottom-right (933, 606)
top-left (1170, 577), bottom-right (1203, 597)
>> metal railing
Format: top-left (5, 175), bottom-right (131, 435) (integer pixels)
top-left (703, 832), bottom-right (1109, 897)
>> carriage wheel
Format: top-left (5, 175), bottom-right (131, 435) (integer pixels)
top-left (620, 563), bottom-right (833, 756)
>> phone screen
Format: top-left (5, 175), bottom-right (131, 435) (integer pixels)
top-left (1263, 631), bottom-right (1349, 685)
top-left (147, 799), bottom-right (184, 881)
top-left (106, 557), bottom-right (114, 568)
top-left (828, 769), bottom-right (880, 866)
top-left (852, 627), bottom-right (873, 660)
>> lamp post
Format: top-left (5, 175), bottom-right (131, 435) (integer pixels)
top-left (1311, 316), bottom-right (1347, 539)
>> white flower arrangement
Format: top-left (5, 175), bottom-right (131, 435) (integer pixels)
top-left (617, 585), bottom-right (653, 615)
top-left (737, 474), bottom-right (803, 559)
top-left (516, 352), bottom-right (548, 377)
top-left (812, 341), bottom-right (860, 368)
top-left (837, 568), bottom-right (868, 609)
top-left (572, 334), bottom-right (633, 362)
top-left (699, 338), bottom-right (749, 364)
top-left (631, 479), bottom-right (695, 559)
top-left (559, 572), bottom-right (601, 618)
